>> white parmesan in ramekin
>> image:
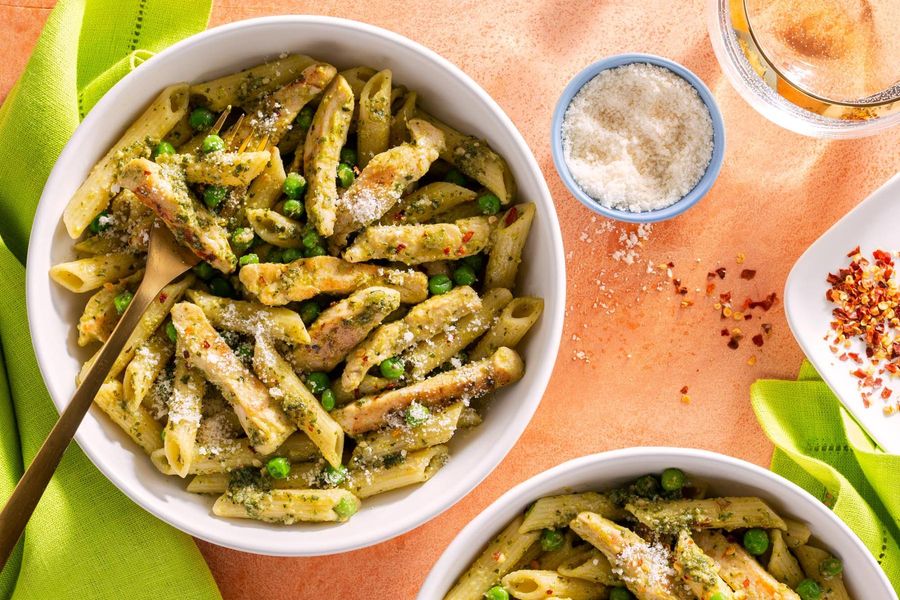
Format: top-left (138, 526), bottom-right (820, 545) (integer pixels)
top-left (561, 63), bottom-right (713, 213)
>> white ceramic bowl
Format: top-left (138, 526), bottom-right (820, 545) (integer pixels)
top-left (419, 448), bottom-right (896, 599)
top-left (25, 16), bottom-right (564, 556)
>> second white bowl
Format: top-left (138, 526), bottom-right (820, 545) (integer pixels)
top-left (419, 448), bottom-right (895, 599)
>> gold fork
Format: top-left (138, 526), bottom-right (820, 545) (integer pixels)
top-left (0, 222), bottom-right (198, 568)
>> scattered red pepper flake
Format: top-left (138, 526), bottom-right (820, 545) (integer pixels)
top-left (752, 334), bottom-right (764, 347)
top-left (504, 206), bottom-right (518, 226)
top-left (680, 386), bottom-right (689, 394)
top-left (158, 292), bottom-right (168, 303)
top-left (716, 267), bottom-right (727, 279)
top-left (740, 269), bottom-right (757, 280)
top-left (461, 230), bottom-right (475, 243)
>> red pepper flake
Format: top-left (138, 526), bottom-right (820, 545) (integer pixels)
top-left (442, 247), bottom-right (451, 256)
top-left (752, 334), bottom-right (764, 347)
top-left (847, 245), bottom-right (861, 257)
top-left (461, 230), bottom-right (475, 243)
top-left (202, 340), bottom-right (210, 349)
top-left (504, 206), bottom-right (518, 226)
top-left (182, 350), bottom-right (189, 359)
top-left (715, 267), bottom-right (727, 279)
top-left (680, 386), bottom-right (689, 394)
top-left (852, 368), bottom-right (867, 379)
top-left (706, 282), bottom-right (716, 295)
top-left (762, 323), bottom-right (773, 335)
top-left (158, 293), bottom-right (168, 303)
top-left (721, 328), bottom-right (730, 336)
top-left (882, 388), bottom-right (893, 400)
top-left (740, 269), bottom-right (757, 280)
top-left (748, 292), bottom-right (778, 311)
top-left (395, 243), bottom-right (407, 252)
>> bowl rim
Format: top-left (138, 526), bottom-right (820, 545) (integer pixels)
top-left (550, 52), bottom-right (726, 224)
top-left (417, 447), bottom-right (896, 598)
top-left (24, 15), bottom-right (566, 556)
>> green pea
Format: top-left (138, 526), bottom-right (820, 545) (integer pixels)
top-left (633, 474), bottom-right (660, 498)
top-left (282, 199), bottom-right (304, 219)
top-left (230, 227), bottom-right (255, 254)
top-left (709, 594), bottom-right (726, 600)
top-left (483, 586), bottom-right (509, 600)
top-left (203, 185), bottom-right (228, 209)
top-left (303, 244), bottom-right (326, 258)
top-left (189, 107), bottom-right (215, 130)
top-left (796, 579), bottom-right (821, 600)
top-left (208, 277), bottom-right (233, 298)
top-left (660, 468), bottom-right (686, 492)
top-left (238, 253), bottom-right (259, 267)
top-left (742, 529), bottom-right (769, 556)
top-left (444, 168), bottom-right (470, 188)
top-left (266, 456), bottom-right (290, 479)
top-left (151, 141), bottom-right (175, 160)
top-left (299, 301), bottom-right (321, 325)
top-left (333, 496), bottom-right (357, 520)
top-left (452, 264), bottom-right (477, 286)
top-left (540, 528), bottom-right (564, 552)
top-left (336, 162), bottom-right (355, 188)
top-left (113, 290), bottom-right (133, 315)
top-left (819, 557), bottom-right (843, 577)
top-left (428, 274), bottom-right (453, 295)
top-left (295, 105), bottom-right (314, 130)
top-left (379, 357), bottom-right (405, 380)
top-left (89, 210), bottom-right (111, 234)
top-left (283, 172), bottom-right (307, 199)
top-left (193, 261), bottom-right (215, 280)
top-left (609, 588), bottom-right (633, 600)
top-left (461, 253), bottom-right (484, 271)
top-left (165, 321), bottom-right (177, 343)
top-left (404, 401), bottom-right (430, 427)
top-left (201, 134), bottom-right (225, 153)
top-left (282, 247), bottom-right (303, 262)
top-left (301, 229), bottom-right (322, 250)
top-left (306, 372), bottom-right (330, 395)
top-left (320, 389), bottom-right (336, 412)
top-left (477, 193), bottom-right (501, 215)
top-left (320, 464), bottom-right (348, 487)
top-left (340, 146), bottom-right (358, 166)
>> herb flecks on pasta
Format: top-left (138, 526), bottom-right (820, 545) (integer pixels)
top-left (447, 470), bottom-right (849, 600)
top-left (52, 54), bottom-right (537, 526)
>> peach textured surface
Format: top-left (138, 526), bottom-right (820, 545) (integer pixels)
top-left (3, 0), bottom-right (900, 597)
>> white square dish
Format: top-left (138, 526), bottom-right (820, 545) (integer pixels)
top-left (785, 173), bottom-right (900, 454)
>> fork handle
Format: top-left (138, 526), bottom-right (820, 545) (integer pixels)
top-left (0, 275), bottom-right (167, 569)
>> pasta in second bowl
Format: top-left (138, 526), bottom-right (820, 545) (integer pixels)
top-left (25, 17), bottom-right (564, 556)
top-left (419, 448), bottom-right (894, 600)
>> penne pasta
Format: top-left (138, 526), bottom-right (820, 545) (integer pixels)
top-left (164, 352), bottom-right (206, 478)
top-left (444, 515), bottom-right (541, 600)
top-left (794, 545), bottom-right (851, 600)
top-left (176, 151), bottom-right (271, 187)
top-left (150, 434), bottom-right (320, 476)
top-left (50, 252), bottom-right (142, 293)
top-left (390, 91), bottom-right (417, 146)
top-left (246, 146), bottom-right (287, 209)
top-left (695, 530), bottom-right (801, 600)
top-left (626, 497), bottom-right (787, 533)
top-left (190, 54), bottom-right (321, 111)
top-left (557, 548), bottom-right (618, 585)
top-left (213, 487), bottom-right (360, 524)
top-left (303, 75), bottom-right (354, 236)
top-left (123, 329), bottom-right (174, 410)
top-left (334, 346), bottom-right (524, 435)
top-left (357, 69), bottom-right (392, 167)
top-left (252, 337), bottom-right (344, 468)
top-left (768, 529), bottom-right (806, 588)
top-left (672, 530), bottom-right (735, 600)
top-left (76, 269), bottom-right (143, 345)
top-left (64, 83), bottom-right (189, 238)
top-left (783, 518), bottom-right (812, 548)
top-left (93, 380), bottom-right (163, 455)
top-left (470, 296), bottom-right (543, 361)
top-left (245, 207), bottom-right (304, 248)
top-left (342, 445), bottom-right (448, 498)
top-left (520, 492), bottom-right (626, 533)
top-left (239, 256), bottom-right (428, 305)
top-left (485, 203), bottom-right (535, 290)
top-left (500, 570), bottom-right (605, 600)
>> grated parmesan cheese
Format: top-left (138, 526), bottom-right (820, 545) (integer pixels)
top-left (561, 63), bottom-right (713, 212)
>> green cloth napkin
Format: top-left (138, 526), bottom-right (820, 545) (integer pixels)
top-left (0, 1), bottom-right (221, 598)
top-left (752, 362), bottom-right (900, 590)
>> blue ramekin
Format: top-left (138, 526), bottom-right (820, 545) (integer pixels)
top-left (550, 53), bottom-right (726, 223)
